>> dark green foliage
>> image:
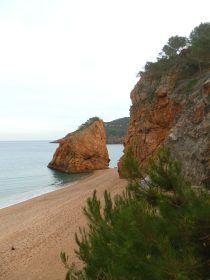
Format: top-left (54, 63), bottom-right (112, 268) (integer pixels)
top-left (162, 36), bottom-right (188, 58)
top-left (78, 117), bottom-right (100, 131)
top-left (190, 22), bottom-right (210, 65)
top-left (177, 57), bottom-right (200, 79)
top-left (121, 146), bottom-right (142, 181)
top-left (138, 36), bottom-right (188, 78)
top-left (60, 252), bottom-right (87, 280)
top-left (146, 148), bottom-right (190, 191)
top-left (186, 79), bottom-right (198, 92)
top-left (62, 148), bottom-right (210, 280)
top-left (138, 22), bottom-right (210, 79)
top-left (139, 57), bottom-right (174, 78)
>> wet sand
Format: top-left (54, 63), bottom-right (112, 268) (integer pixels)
top-left (0, 168), bottom-right (127, 280)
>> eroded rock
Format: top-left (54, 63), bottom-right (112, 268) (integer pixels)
top-left (119, 70), bottom-right (210, 185)
top-left (48, 119), bottom-right (110, 173)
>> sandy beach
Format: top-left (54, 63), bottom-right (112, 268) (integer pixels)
top-left (0, 168), bottom-right (127, 280)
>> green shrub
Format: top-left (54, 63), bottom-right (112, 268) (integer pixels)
top-left (186, 79), bottom-right (198, 91)
top-left (121, 146), bottom-right (142, 182)
top-left (77, 117), bottom-right (100, 131)
top-left (61, 148), bottom-right (210, 280)
top-left (178, 78), bottom-right (198, 95)
top-left (146, 148), bottom-right (190, 191)
top-left (190, 22), bottom-right (210, 72)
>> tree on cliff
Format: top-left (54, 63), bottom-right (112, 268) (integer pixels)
top-left (189, 22), bottom-right (210, 71)
top-left (138, 36), bottom-right (188, 78)
top-left (161, 35), bottom-right (188, 58)
top-left (61, 148), bottom-right (210, 280)
top-left (138, 22), bottom-right (210, 78)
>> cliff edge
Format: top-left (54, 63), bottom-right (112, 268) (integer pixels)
top-left (118, 70), bottom-right (210, 185)
top-left (48, 119), bottom-right (110, 173)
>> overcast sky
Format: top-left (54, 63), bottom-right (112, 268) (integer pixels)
top-left (0, 0), bottom-right (209, 140)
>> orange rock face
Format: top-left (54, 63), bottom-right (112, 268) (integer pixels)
top-left (118, 98), bottom-right (182, 177)
top-left (119, 72), bottom-right (183, 171)
top-left (48, 120), bottom-right (110, 173)
top-left (118, 69), bottom-right (210, 185)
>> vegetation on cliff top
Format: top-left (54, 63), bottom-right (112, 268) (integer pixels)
top-left (77, 117), bottom-right (129, 144)
top-left (61, 117), bottom-right (101, 140)
top-left (61, 148), bottom-right (210, 279)
top-left (77, 117), bottom-right (101, 131)
top-left (138, 22), bottom-right (210, 78)
top-left (104, 117), bottom-right (129, 144)
top-left (61, 117), bottom-right (128, 144)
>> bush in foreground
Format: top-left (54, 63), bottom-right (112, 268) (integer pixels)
top-left (61, 148), bottom-right (210, 280)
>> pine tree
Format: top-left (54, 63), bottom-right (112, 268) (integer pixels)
top-left (61, 148), bottom-right (210, 280)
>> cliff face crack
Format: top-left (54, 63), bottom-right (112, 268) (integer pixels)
top-left (83, 155), bottom-right (93, 160)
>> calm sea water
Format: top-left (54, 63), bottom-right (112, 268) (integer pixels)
top-left (0, 141), bottom-right (123, 209)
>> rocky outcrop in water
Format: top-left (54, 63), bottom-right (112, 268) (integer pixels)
top-left (119, 70), bottom-right (210, 185)
top-left (48, 119), bottom-right (110, 173)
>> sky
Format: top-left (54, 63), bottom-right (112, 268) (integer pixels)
top-left (0, 0), bottom-right (209, 140)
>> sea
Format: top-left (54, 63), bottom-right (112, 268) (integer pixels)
top-left (0, 141), bottom-right (123, 209)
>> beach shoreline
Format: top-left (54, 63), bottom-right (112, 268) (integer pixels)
top-left (0, 172), bottom-right (91, 210)
top-left (0, 168), bottom-right (127, 280)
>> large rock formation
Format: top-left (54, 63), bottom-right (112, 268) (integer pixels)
top-left (119, 70), bottom-right (210, 185)
top-left (48, 119), bottom-right (110, 173)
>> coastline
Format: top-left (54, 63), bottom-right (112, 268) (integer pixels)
top-left (0, 142), bottom-right (123, 210)
top-left (0, 168), bottom-right (127, 280)
top-left (0, 172), bottom-right (90, 210)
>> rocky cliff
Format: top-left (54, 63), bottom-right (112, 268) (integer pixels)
top-left (48, 119), bottom-right (110, 173)
top-left (119, 70), bottom-right (210, 185)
